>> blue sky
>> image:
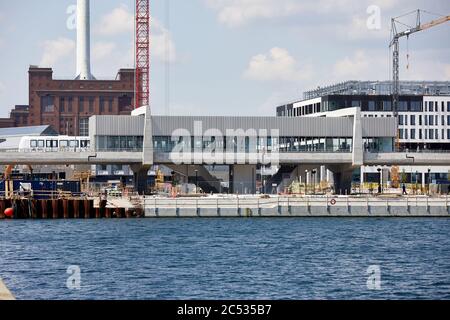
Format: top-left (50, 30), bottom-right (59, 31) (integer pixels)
top-left (0, 0), bottom-right (449, 117)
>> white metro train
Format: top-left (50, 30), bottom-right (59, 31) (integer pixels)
top-left (18, 136), bottom-right (91, 152)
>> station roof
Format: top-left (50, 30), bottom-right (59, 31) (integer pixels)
top-left (0, 125), bottom-right (58, 137)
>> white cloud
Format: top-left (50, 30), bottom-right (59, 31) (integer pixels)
top-left (445, 65), bottom-right (450, 79)
top-left (40, 37), bottom-right (75, 67)
top-left (204, 0), bottom-right (418, 28)
top-left (204, 0), bottom-right (363, 27)
top-left (95, 5), bottom-right (176, 63)
top-left (332, 50), bottom-right (387, 81)
top-left (95, 4), bottom-right (134, 36)
top-left (343, 15), bottom-right (390, 40)
top-left (93, 42), bottom-right (117, 61)
top-left (0, 82), bottom-right (5, 96)
top-left (244, 47), bottom-right (311, 82)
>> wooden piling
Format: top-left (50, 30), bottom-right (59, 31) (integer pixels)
top-left (52, 199), bottom-right (59, 219)
top-left (63, 200), bottom-right (69, 219)
top-left (73, 200), bottom-right (80, 219)
top-left (105, 208), bottom-right (111, 219)
top-left (0, 200), bottom-right (5, 219)
top-left (84, 199), bottom-right (90, 219)
top-left (31, 200), bottom-right (38, 219)
top-left (41, 200), bottom-right (48, 219)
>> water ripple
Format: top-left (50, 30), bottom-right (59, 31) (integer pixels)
top-left (0, 218), bottom-right (449, 300)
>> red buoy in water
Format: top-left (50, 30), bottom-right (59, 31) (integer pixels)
top-left (4, 208), bottom-right (14, 218)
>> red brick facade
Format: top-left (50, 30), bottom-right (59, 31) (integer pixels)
top-left (27, 67), bottom-right (135, 135)
top-left (0, 105), bottom-right (29, 128)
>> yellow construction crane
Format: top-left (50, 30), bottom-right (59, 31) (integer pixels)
top-left (390, 10), bottom-right (450, 119)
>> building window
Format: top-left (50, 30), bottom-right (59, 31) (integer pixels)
top-left (429, 115), bottom-right (434, 126)
top-left (442, 129), bottom-right (445, 140)
top-left (108, 99), bottom-right (113, 113)
top-left (399, 129), bottom-right (404, 139)
top-left (410, 101), bottom-right (422, 112)
top-left (419, 115), bottom-right (422, 126)
top-left (383, 101), bottom-right (392, 111)
top-left (447, 102), bottom-right (450, 112)
top-left (404, 129), bottom-right (408, 139)
top-left (410, 129), bottom-right (416, 140)
top-left (442, 101), bottom-right (445, 112)
top-left (79, 118), bottom-right (89, 136)
top-left (448, 129), bottom-right (450, 140)
top-left (89, 97), bottom-right (94, 113)
top-left (436, 130), bottom-right (439, 140)
top-left (435, 101), bottom-right (438, 112)
top-left (398, 101), bottom-right (408, 111)
top-left (68, 97), bottom-right (73, 112)
top-left (410, 115), bottom-right (415, 126)
top-left (398, 115), bottom-right (403, 125)
top-left (419, 129), bottom-right (422, 140)
top-left (100, 97), bottom-right (105, 113)
top-left (442, 115), bottom-right (445, 126)
top-left (41, 96), bottom-right (55, 113)
top-left (368, 101), bottom-right (375, 111)
top-left (60, 97), bottom-right (65, 113)
top-left (79, 97), bottom-right (84, 113)
top-left (429, 129), bottom-right (434, 139)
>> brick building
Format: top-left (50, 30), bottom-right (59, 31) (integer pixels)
top-left (0, 105), bottom-right (29, 128)
top-left (27, 66), bottom-right (135, 136)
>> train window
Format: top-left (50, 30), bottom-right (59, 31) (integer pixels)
top-left (47, 140), bottom-right (58, 148)
top-left (60, 140), bottom-right (69, 147)
top-left (38, 140), bottom-right (45, 148)
top-left (30, 140), bottom-right (37, 148)
top-left (69, 140), bottom-right (79, 148)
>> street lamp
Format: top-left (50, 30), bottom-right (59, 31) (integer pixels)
top-left (305, 170), bottom-right (308, 195)
top-left (312, 169), bottom-right (317, 195)
top-left (194, 169), bottom-right (199, 194)
top-left (377, 168), bottom-right (382, 194)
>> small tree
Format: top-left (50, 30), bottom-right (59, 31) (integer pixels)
top-left (391, 166), bottom-right (400, 188)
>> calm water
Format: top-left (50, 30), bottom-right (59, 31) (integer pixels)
top-left (1, 218), bottom-right (449, 300)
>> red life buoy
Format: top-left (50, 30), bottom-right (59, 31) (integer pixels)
top-left (4, 207), bottom-right (14, 218)
top-left (330, 199), bottom-right (337, 205)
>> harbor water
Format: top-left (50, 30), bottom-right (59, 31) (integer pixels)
top-left (0, 218), bottom-right (449, 300)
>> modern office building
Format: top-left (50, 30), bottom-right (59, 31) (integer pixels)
top-left (276, 80), bottom-right (450, 186)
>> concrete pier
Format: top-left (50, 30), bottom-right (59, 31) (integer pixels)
top-left (144, 196), bottom-right (450, 218)
top-left (0, 278), bottom-right (15, 300)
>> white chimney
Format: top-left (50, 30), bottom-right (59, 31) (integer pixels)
top-left (76, 0), bottom-right (94, 80)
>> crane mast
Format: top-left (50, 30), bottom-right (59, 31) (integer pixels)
top-left (135, 0), bottom-right (150, 109)
top-left (390, 10), bottom-right (450, 118)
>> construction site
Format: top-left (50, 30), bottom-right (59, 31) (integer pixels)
top-left (0, 2), bottom-right (449, 219)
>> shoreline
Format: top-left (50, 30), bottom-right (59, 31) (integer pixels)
top-left (0, 278), bottom-right (15, 300)
top-left (1, 195), bottom-right (450, 219)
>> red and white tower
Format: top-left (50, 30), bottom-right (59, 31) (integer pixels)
top-left (135, 0), bottom-right (150, 109)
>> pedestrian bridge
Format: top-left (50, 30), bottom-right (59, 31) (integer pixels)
top-left (1, 149), bottom-right (450, 166)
